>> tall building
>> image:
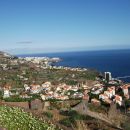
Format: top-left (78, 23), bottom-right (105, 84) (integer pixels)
top-left (129, 87), bottom-right (130, 98)
top-left (105, 72), bottom-right (112, 82)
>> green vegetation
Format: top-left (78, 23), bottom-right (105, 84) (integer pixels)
top-left (88, 103), bottom-right (108, 114)
top-left (66, 80), bottom-right (78, 85)
top-left (0, 56), bottom-right (98, 88)
top-left (124, 99), bottom-right (130, 108)
top-left (122, 117), bottom-right (130, 130)
top-left (43, 111), bottom-right (53, 119)
top-left (0, 91), bottom-right (3, 99)
top-left (3, 96), bottom-right (31, 102)
top-left (60, 110), bottom-right (93, 120)
top-left (88, 92), bottom-right (99, 101)
top-left (49, 100), bottom-right (81, 110)
top-left (59, 110), bottom-right (94, 127)
top-left (3, 94), bottom-right (41, 102)
top-left (0, 106), bottom-right (59, 130)
top-left (59, 118), bottom-right (72, 127)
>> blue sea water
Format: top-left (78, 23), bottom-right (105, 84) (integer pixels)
top-left (18, 49), bottom-right (130, 83)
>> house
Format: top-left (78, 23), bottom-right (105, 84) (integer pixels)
top-left (122, 84), bottom-right (130, 99)
top-left (64, 85), bottom-right (72, 91)
top-left (71, 86), bottom-right (78, 92)
top-left (41, 82), bottom-right (51, 90)
top-left (99, 94), bottom-right (109, 100)
top-left (114, 95), bottom-right (122, 106)
top-left (59, 95), bottom-right (69, 100)
top-left (3, 85), bottom-right (11, 98)
top-left (82, 94), bottom-right (89, 101)
top-left (56, 86), bottom-right (61, 91)
top-left (73, 92), bottom-right (83, 98)
top-left (91, 98), bottom-right (101, 106)
top-left (84, 90), bottom-right (88, 95)
top-left (108, 86), bottom-right (115, 95)
top-left (99, 86), bottom-right (116, 104)
top-left (20, 93), bottom-right (31, 98)
top-left (99, 93), bottom-right (112, 104)
top-left (45, 94), bottom-right (53, 99)
top-left (30, 84), bottom-right (41, 94)
top-left (42, 81), bottom-right (51, 88)
top-left (127, 107), bottom-right (130, 113)
top-left (82, 85), bottom-right (89, 90)
top-left (24, 84), bottom-right (30, 91)
top-left (3, 89), bottom-right (10, 98)
top-left (94, 83), bottom-right (103, 88)
top-left (104, 91), bottom-right (113, 98)
top-left (92, 87), bottom-right (103, 95)
top-left (103, 98), bottom-right (112, 104)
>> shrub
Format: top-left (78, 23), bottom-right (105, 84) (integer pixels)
top-left (0, 106), bottom-right (59, 130)
top-left (59, 118), bottom-right (72, 127)
top-left (59, 110), bottom-right (93, 120)
top-left (43, 111), bottom-right (53, 119)
top-left (4, 96), bottom-right (31, 102)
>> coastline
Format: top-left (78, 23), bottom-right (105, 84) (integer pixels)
top-left (17, 49), bottom-right (130, 83)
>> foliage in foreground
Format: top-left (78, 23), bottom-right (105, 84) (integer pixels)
top-left (43, 111), bottom-right (53, 119)
top-left (0, 106), bottom-right (60, 130)
top-left (59, 110), bottom-right (93, 127)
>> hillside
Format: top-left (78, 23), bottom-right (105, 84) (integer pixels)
top-left (0, 51), bottom-right (98, 88)
top-left (0, 51), bottom-right (15, 59)
top-left (0, 105), bottom-right (60, 130)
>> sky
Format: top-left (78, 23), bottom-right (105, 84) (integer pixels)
top-left (0, 0), bottom-right (130, 54)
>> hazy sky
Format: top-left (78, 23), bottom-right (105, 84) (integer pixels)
top-left (0, 0), bottom-right (130, 54)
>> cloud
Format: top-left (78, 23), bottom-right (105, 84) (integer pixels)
top-left (16, 41), bottom-right (32, 44)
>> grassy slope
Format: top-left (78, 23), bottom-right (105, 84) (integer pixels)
top-left (0, 106), bottom-right (59, 130)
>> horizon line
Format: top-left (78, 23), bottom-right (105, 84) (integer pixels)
top-left (15, 48), bottom-right (130, 56)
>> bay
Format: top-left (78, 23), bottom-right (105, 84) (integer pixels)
top-left (18, 49), bottom-right (130, 83)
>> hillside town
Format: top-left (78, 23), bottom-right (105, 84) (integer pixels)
top-left (0, 52), bottom-right (130, 110)
top-left (1, 71), bottom-right (130, 108)
top-left (0, 51), bottom-right (130, 130)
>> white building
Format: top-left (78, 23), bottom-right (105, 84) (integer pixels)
top-left (40, 94), bottom-right (46, 101)
top-left (42, 82), bottom-right (51, 88)
top-left (99, 94), bottom-right (109, 100)
top-left (30, 84), bottom-right (41, 94)
top-left (91, 87), bottom-right (104, 95)
top-left (3, 90), bottom-right (10, 98)
top-left (114, 95), bottom-right (122, 106)
top-left (104, 91), bottom-right (113, 98)
top-left (24, 84), bottom-right (30, 91)
top-left (105, 72), bottom-right (112, 81)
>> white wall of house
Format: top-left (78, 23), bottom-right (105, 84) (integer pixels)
top-left (3, 90), bottom-right (10, 98)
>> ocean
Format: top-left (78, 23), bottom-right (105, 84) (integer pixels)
top-left (18, 49), bottom-right (130, 83)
